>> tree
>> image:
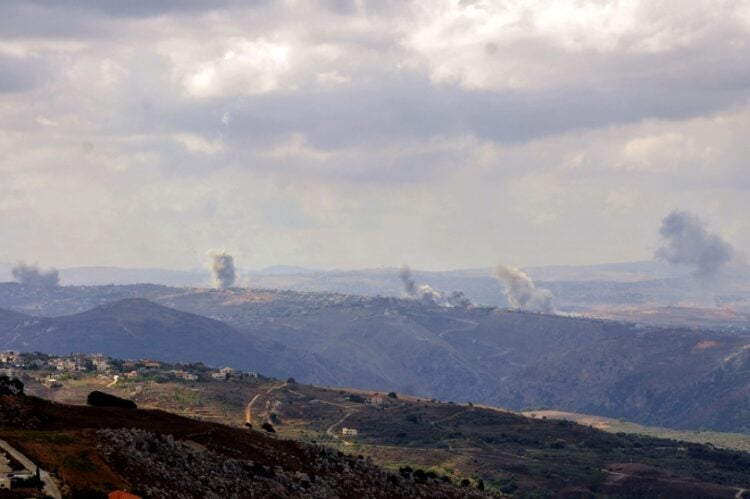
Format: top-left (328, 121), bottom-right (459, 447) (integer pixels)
top-left (387, 392), bottom-right (398, 399)
top-left (86, 390), bottom-right (137, 409)
top-left (261, 422), bottom-right (276, 433)
top-left (0, 375), bottom-right (24, 395)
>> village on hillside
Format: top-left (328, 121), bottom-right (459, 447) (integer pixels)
top-left (0, 350), bottom-right (260, 390)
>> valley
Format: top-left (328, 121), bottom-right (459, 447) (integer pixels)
top-left (0, 283), bottom-right (748, 434)
top-left (8, 357), bottom-right (750, 498)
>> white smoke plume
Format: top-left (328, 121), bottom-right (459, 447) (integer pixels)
top-left (494, 265), bottom-right (555, 314)
top-left (11, 262), bottom-right (59, 287)
top-left (399, 265), bottom-right (473, 308)
top-left (207, 250), bottom-right (236, 289)
top-left (656, 210), bottom-right (735, 280)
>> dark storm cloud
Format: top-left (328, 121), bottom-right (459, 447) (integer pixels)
top-left (2, 0), bottom-right (749, 149)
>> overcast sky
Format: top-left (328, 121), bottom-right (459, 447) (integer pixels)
top-left (1, 0), bottom-right (749, 271)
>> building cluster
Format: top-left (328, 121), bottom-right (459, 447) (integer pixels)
top-left (0, 351), bottom-right (258, 387)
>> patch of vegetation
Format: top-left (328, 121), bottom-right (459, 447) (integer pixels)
top-left (0, 375), bottom-right (24, 396)
top-left (17, 430), bottom-right (76, 445)
top-left (87, 391), bottom-right (137, 409)
top-left (63, 451), bottom-right (98, 472)
top-left (261, 422), bottom-right (276, 433)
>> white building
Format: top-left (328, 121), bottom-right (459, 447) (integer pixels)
top-left (342, 427), bottom-right (358, 437)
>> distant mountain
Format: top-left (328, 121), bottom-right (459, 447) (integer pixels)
top-left (59, 266), bottom-right (208, 287)
top-left (0, 307), bottom-right (31, 332)
top-left (244, 262), bottom-right (750, 310)
top-left (254, 265), bottom-right (318, 275)
top-left (0, 299), bottom-right (283, 372)
top-left (1, 285), bottom-right (749, 433)
top-left (5, 260), bottom-right (749, 311)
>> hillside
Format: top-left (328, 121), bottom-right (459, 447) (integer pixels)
top-left (0, 286), bottom-right (749, 432)
top-left (155, 291), bottom-right (750, 432)
top-left (0, 299), bottom-right (296, 376)
top-left (0, 394), bottom-right (489, 498)
top-left (22, 369), bottom-right (750, 498)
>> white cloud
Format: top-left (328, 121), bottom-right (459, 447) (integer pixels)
top-left (262, 134), bottom-right (336, 162)
top-left (173, 133), bottom-right (226, 155)
top-left (183, 39), bottom-right (292, 97)
top-left (0, 0), bottom-right (748, 270)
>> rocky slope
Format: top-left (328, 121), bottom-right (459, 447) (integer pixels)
top-left (0, 394), bottom-right (489, 498)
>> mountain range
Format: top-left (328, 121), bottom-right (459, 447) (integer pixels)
top-left (4, 260), bottom-right (750, 311)
top-left (0, 284), bottom-right (748, 433)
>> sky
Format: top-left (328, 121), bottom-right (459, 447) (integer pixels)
top-left (1, 0), bottom-right (749, 271)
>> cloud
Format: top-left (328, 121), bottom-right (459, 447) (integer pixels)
top-left (0, 53), bottom-right (45, 93)
top-left (0, 0), bottom-right (749, 271)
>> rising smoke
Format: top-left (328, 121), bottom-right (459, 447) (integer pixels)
top-left (207, 250), bottom-right (236, 289)
top-left (656, 210), bottom-right (735, 280)
top-left (399, 265), bottom-right (473, 308)
top-left (399, 265), bottom-right (418, 296)
top-left (11, 262), bottom-right (59, 287)
top-left (494, 265), bottom-right (555, 314)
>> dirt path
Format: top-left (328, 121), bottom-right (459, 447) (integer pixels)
top-left (0, 439), bottom-right (62, 499)
top-left (430, 408), bottom-right (469, 426)
top-left (438, 318), bottom-right (479, 338)
top-left (246, 382), bottom-right (288, 423)
top-left (326, 411), bottom-right (356, 438)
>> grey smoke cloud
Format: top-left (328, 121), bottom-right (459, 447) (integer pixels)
top-left (494, 265), bottom-right (555, 314)
top-left (399, 265), bottom-right (418, 296)
top-left (207, 250), bottom-right (236, 289)
top-left (656, 210), bottom-right (734, 279)
top-left (11, 262), bottom-right (59, 287)
top-left (399, 265), bottom-right (473, 308)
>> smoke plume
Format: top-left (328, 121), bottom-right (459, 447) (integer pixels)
top-left (494, 265), bottom-right (555, 314)
top-left (399, 265), bottom-right (473, 308)
top-left (11, 262), bottom-right (59, 287)
top-left (399, 265), bottom-right (418, 296)
top-left (656, 210), bottom-right (734, 280)
top-left (207, 250), bottom-right (236, 289)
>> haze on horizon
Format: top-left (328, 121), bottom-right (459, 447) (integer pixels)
top-left (1, 0), bottom-right (749, 272)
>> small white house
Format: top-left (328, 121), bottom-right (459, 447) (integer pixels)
top-left (342, 427), bottom-right (358, 437)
